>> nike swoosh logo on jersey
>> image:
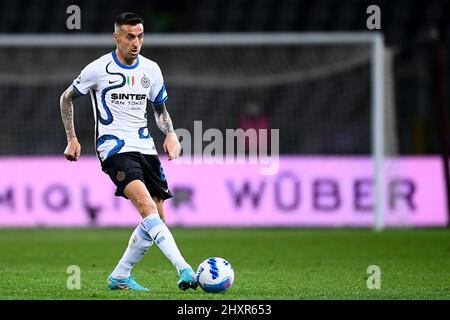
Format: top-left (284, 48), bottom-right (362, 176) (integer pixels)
top-left (109, 80), bottom-right (119, 84)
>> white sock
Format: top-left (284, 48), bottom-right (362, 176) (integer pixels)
top-left (111, 224), bottom-right (154, 279)
top-left (142, 213), bottom-right (191, 274)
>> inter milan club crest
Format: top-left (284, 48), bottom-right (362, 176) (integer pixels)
top-left (141, 76), bottom-right (150, 88)
top-left (116, 171), bottom-right (126, 182)
top-left (126, 76), bottom-right (135, 87)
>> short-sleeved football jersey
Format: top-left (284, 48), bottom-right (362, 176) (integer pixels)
top-left (72, 50), bottom-right (168, 162)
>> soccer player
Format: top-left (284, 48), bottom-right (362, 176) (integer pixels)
top-left (59, 13), bottom-right (198, 292)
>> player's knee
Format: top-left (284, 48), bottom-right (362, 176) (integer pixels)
top-left (135, 196), bottom-right (157, 216)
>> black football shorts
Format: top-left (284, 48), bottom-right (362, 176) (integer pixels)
top-left (101, 152), bottom-right (173, 200)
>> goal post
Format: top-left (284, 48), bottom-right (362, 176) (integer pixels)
top-left (372, 33), bottom-right (385, 231)
top-left (0, 32), bottom-right (388, 229)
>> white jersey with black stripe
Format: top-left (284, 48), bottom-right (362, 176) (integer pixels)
top-left (72, 50), bottom-right (168, 162)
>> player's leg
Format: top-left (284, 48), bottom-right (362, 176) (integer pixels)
top-left (110, 180), bottom-right (158, 281)
top-left (151, 195), bottom-right (197, 290)
top-left (153, 196), bottom-right (166, 222)
top-left (109, 180), bottom-right (156, 278)
top-left (103, 154), bottom-right (155, 291)
top-left (126, 183), bottom-right (197, 290)
top-left (107, 181), bottom-right (156, 291)
top-left (109, 223), bottom-right (153, 278)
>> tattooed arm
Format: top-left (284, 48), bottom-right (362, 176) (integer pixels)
top-left (153, 102), bottom-right (174, 134)
top-left (152, 102), bottom-right (181, 160)
top-left (60, 86), bottom-right (81, 161)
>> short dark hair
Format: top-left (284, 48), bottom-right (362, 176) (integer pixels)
top-left (114, 12), bottom-right (144, 30)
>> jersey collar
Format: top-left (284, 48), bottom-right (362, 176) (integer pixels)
top-left (111, 50), bottom-right (139, 70)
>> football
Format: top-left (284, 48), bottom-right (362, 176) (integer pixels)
top-left (196, 257), bottom-right (235, 293)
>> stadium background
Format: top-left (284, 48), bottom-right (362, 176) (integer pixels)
top-left (0, 0), bottom-right (448, 155)
top-left (1, 0), bottom-right (450, 300)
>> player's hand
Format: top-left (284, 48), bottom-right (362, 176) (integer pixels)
top-left (163, 132), bottom-right (181, 160)
top-left (64, 137), bottom-right (81, 161)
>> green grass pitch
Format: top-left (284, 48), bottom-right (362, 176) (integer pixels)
top-left (0, 228), bottom-right (450, 299)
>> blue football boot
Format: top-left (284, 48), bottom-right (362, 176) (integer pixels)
top-left (107, 274), bottom-right (150, 292)
top-left (177, 268), bottom-right (198, 291)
